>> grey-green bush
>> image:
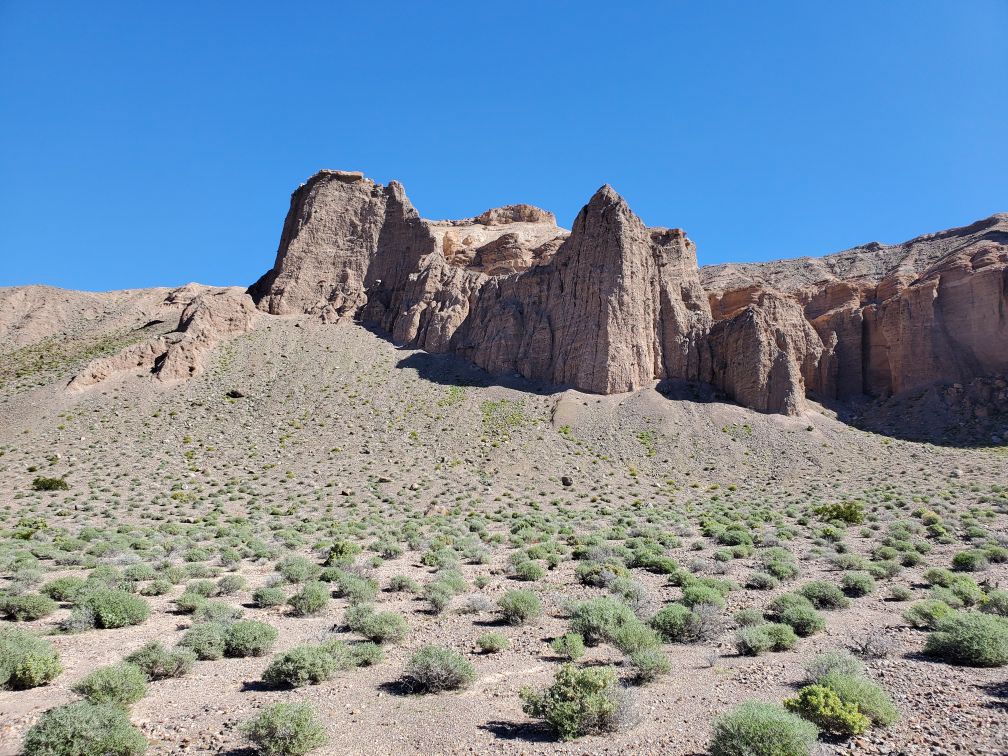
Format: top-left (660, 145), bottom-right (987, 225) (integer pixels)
top-left (73, 663), bottom-right (147, 707)
top-left (124, 642), bottom-right (195, 680)
top-left (241, 702), bottom-right (326, 755)
top-left (497, 590), bottom-right (543, 625)
top-left (520, 664), bottom-right (631, 741)
top-left (403, 645), bottom-right (475, 692)
top-left (924, 611), bottom-right (1008, 667)
top-left (710, 701), bottom-right (818, 756)
top-left (23, 701), bottom-right (147, 756)
top-left (0, 627), bottom-right (62, 689)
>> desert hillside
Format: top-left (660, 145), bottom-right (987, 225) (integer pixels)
top-left (1, 272), bottom-right (1006, 753)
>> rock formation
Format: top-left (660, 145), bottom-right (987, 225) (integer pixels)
top-left (68, 286), bottom-right (257, 390)
top-left (48, 167), bottom-right (1005, 416)
top-left (249, 170), bottom-right (1006, 416)
top-left (701, 213), bottom-right (1008, 402)
top-left (250, 170), bottom-right (819, 411)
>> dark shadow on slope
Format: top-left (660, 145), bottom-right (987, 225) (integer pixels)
top-left (824, 380), bottom-right (1008, 449)
top-left (367, 322), bottom-right (1008, 449)
top-left (478, 720), bottom-right (555, 743)
top-left (393, 349), bottom-right (563, 396)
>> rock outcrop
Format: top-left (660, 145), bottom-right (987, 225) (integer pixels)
top-left (248, 169), bottom-right (1005, 416)
top-left (701, 213), bottom-right (1008, 402)
top-left (68, 286), bottom-right (257, 390)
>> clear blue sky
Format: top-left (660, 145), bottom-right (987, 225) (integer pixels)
top-left (2, 2), bottom-right (1005, 291)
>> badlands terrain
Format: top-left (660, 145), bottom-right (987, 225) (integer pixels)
top-left (0, 173), bottom-right (1006, 755)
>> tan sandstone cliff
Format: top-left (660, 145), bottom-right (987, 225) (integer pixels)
top-left (249, 170), bottom-right (1006, 416)
top-left (701, 213), bottom-right (1008, 402)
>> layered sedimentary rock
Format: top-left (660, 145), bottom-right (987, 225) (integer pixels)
top-left (249, 169), bottom-right (1005, 415)
top-left (701, 214), bottom-right (1008, 401)
top-left (250, 170), bottom-right (805, 410)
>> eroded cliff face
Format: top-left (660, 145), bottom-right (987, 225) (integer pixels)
top-left (248, 169), bottom-right (1006, 416)
top-left (251, 172), bottom-right (719, 395)
top-left (701, 214), bottom-right (1008, 402)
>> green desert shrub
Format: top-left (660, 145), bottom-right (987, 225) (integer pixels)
top-left (650, 602), bottom-right (696, 642)
top-left (841, 571), bottom-right (876, 597)
top-left (262, 645), bottom-right (338, 688)
top-left (551, 633), bottom-right (586, 661)
top-left (477, 632), bottom-right (510, 653)
top-left (763, 622), bottom-right (799, 651)
top-left (903, 599), bottom-right (954, 629)
top-left (497, 590), bottom-right (543, 625)
top-left (734, 608), bottom-right (764, 626)
top-left (735, 626), bottom-right (773, 656)
top-left (276, 556), bottom-right (321, 584)
top-left (423, 581), bottom-right (453, 615)
top-left (80, 589), bottom-right (149, 629)
top-left (799, 581), bottom-right (850, 610)
top-left (192, 600), bottom-right (243, 624)
top-left (73, 663), bottom-right (147, 707)
top-left (344, 605), bottom-right (408, 643)
top-left (183, 579), bottom-right (216, 598)
top-left (785, 684), bottom-right (869, 735)
top-left (139, 579), bottom-right (171, 597)
top-left (818, 672), bottom-right (899, 726)
top-left (952, 549), bottom-right (990, 572)
top-left (22, 701), bottom-right (147, 756)
top-left (520, 664), bottom-right (630, 741)
top-left (611, 620), bottom-right (661, 655)
top-left (42, 576), bottom-right (86, 603)
top-left (710, 701), bottom-right (818, 756)
top-left (173, 591), bottom-right (207, 614)
top-left (215, 574), bottom-right (246, 596)
top-left (569, 597), bottom-right (636, 646)
top-left (180, 621), bottom-right (227, 660)
top-left (124, 642), bottom-right (195, 680)
top-left (223, 620), bottom-right (277, 657)
top-left (346, 640), bottom-right (384, 666)
top-left (324, 540), bottom-right (361, 566)
top-left (2, 592), bottom-right (58, 621)
top-left (331, 572), bottom-right (378, 605)
top-left (681, 584), bottom-right (726, 609)
top-left (31, 476), bottom-right (70, 492)
top-left (888, 585), bottom-right (913, 602)
top-left (252, 584), bottom-right (286, 608)
top-left (924, 611), bottom-right (1008, 667)
top-left (512, 559), bottom-right (546, 581)
top-left (403, 645), bottom-right (475, 692)
top-left (982, 589), bottom-right (1008, 617)
top-left (735, 623), bottom-right (796, 655)
top-left (746, 572), bottom-right (780, 590)
top-left (123, 564), bottom-right (156, 582)
top-left (803, 650), bottom-right (863, 683)
top-left (628, 647), bottom-right (670, 682)
top-left (814, 501), bottom-right (864, 525)
top-left (288, 582), bottom-right (329, 617)
top-left (0, 627), bottom-right (62, 689)
top-left (388, 575), bottom-right (420, 593)
top-left (241, 702), bottom-right (326, 756)
top-left (768, 594), bottom-right (824, 637)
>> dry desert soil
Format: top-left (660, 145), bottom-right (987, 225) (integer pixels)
top-left (0, 291), bottom-right (1006, 755)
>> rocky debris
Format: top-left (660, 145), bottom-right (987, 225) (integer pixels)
top-left (67, 286), bottom-right (257, 390)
